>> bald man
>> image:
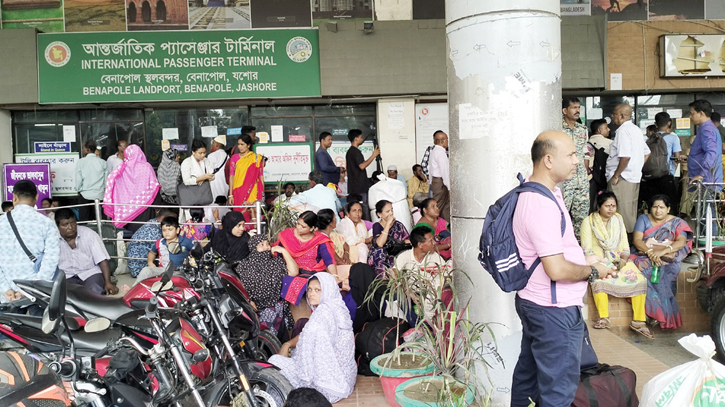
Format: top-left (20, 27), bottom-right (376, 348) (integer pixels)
top-left (512, 131), bottom-right (616, 407)
top-left (606, 104), bottom-right (650, 233)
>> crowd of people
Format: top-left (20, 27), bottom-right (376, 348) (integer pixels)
top-left (0, 100), bottom-right (718, 405)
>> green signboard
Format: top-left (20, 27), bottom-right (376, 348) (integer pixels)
top-left (37, 29), bottom-right (321, 104)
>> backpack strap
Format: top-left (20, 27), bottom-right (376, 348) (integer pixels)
top-left (517, 176), bottom-right (566, 304)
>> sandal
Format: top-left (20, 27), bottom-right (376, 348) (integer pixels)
top-left (630, 321), bottom-right (654, 339)
top-left (593, 318), bottom-right (610, 329)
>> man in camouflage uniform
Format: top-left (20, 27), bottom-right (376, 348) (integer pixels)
top-left (561, 96), bottom-right (590, 239)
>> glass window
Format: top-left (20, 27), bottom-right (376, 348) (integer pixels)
top-left (635, 94), bottom-right (693, 138)
top-left (314, 115), bottom-right (376, 142)
top-left (251, 118), bottom-right (313, 143)
top-left (13, 110), bottom-right (78, 124)
top-left (314, 105), bottom-right (376, 116)
top-left (79, 109), bottom-right (143, 122)
top-left (80, 122), bottom-right (144, 160)
top-left (251, 106), bottom-right (312, 117)
top-left (13, 124), bottom-right (66, 154)
top-left (583, 95), bottom-right (636, 135)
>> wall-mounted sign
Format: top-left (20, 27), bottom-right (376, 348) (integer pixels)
top-left (34, 142), bottom-right (72, 153)
top-left (37, 29), bottom-right (321, 103)
top-left (3, 163), bottom-right (52, 209)
top-left (660, 34), bottom-right (725, 77)
top-left (255, 143), bottom-right (313, 183)
top-left (14, 153), bottom-right (79, 196)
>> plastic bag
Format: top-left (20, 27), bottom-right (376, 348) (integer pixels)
top-left (640, 334), bottom-right (725, 406)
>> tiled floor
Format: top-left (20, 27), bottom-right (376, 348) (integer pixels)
top-left (333, 320), bottom-right (678, 406)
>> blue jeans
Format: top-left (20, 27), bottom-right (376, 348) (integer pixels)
top-left (511, 296), bottom-right (584, 407)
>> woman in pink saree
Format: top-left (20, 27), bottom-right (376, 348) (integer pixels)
top-left (103, 145), bottom-right (160, 228)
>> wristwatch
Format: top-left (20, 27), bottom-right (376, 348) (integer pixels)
top-left (587, 266), bottom-right (599, 283)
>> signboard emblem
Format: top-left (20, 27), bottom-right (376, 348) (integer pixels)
top-left (286, 36), bottom-right (312, 63)
top-left (45, 41), bottom-right (71, 67)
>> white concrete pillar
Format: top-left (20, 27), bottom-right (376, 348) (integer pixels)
top-left (445, 1), bottom-right (562, 405)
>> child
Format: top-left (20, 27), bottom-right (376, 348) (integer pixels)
top-left (181, 208), bottom-right (212, 241)
top-left (134, 216), bottom-right (193, 285)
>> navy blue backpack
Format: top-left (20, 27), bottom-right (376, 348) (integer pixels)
top-left (478, 173), bottom-right (565, 302)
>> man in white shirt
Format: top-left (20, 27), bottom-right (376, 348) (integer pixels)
top-left (290, 171), bottom-right (342, 220)
top-left (207, 135), bottom-right (229, 201)
top-left (606, 104), bottom-right (651, 232)
top-left (106, 140), bottom-right (127, 174)
top-left (428, 131), bottom-right (450, 221)
top-left (394, 226), bottom-right (449, 321)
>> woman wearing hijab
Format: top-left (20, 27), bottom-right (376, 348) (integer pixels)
top-left (269, 273), bottom-right (357, 403)
top-left (211, 211), bottom-right (251, 265)
top-left (157, 148), bottom-right (181, 204)
top-left (103, 145), bottom-right (160, 228)
top-left (237, 234), bottom-right (298, 339)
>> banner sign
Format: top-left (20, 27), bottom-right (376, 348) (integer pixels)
top-left (34, 141), bottom-right (72, 153)
top-left (37, 29), bottom-right (321, 104)
top-left (3, 163), bottom-right (52, 209)
top-left (15, 153), bottom-right (79, 196)
top-left (255, 143), bottom-right (313, 183)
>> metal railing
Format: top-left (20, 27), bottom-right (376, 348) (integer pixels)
top-left (58, 200), bottom-right (265, 263)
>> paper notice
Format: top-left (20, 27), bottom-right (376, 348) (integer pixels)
top-left (676, 118), bottom-right (691, 129)
top-left (201, 126), bottom-right (217, 138)
top-left (588, 108), bottom-right (603, 120)
top-left (258, 132), bottom-right (270, 143)
top-left (162, 128), bottom-right (179, 140)
top-left (62, 125), bottom-right (76, 142)
top-left (647, 107), bottom-right (663, 118)
top-left (388, 103), bottom-right (404, 116)
top-left (271, 125), bottom-right (283, 142)
top-left (610, 73), bottom-right (622, 91)
top-left (459, 103), bottom-right (487, 140)
top-left (388, 116), bottom-right (405, 130)
top-left (668, 108), bottom-right (683, 118)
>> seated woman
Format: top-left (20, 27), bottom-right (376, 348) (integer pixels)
top-left (180, 208), bottom-right (212, 241)
top-left (335, 201), bottom-right (371, 261)
top-left (414, 198), bottom-right (452, 259)
top-left (368, 200), bottom-right (410, 276)
top-left (269, 273), bottom-right (357, 403)
top-left (210, 211), bottom-right (251, 265)
top-left (581, 192), bottom-right (651, 338)
top-left (317, 209), bottom-right (353, 290)
top-left (276, 211), bottom-right (338, 278)
top-left (236, 234), bottom-right (298, 340)
top-left (633, 194), bottom-right (693, 330)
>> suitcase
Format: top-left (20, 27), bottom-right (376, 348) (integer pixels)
top-left (572, 363), bottom-right (639, 407)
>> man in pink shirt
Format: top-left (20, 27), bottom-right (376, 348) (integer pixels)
top-left (511, 131), bottom-right (616, 407)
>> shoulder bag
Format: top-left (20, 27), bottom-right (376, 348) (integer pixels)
top-left (7, 211), bottom-right (43, 273)
top-left (177, 157), bottom-right (227, 206)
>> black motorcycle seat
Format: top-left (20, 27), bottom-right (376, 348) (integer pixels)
top-left (65, 283), bottom-right (134, 323)
top-left (15, 279), bottom-right (54, 293)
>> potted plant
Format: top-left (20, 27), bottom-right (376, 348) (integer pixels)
top-left (263, 181), bottom-right (298, 242)
top-left (365, 261), bottom-right (498, 407)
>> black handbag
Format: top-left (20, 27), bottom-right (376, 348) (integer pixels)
top-left (383, 238), bottom-right (412, 257)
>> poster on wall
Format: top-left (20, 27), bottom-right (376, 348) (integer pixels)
top-left (591, 0), bottom-right (647, 21)
top-left (63, 0), bottom-right (126, 31)
top-left (254, 142), bottom-right (313, 183)
top-left (15, 153), bottom-right (79, 196)
top-left (312, 0), bottom-right (372, 26)
top-left (415, 103), bottom-right (448, 164)
top-left (561, 0), bottom-right (591, 16)
top-left (412, 0), bottom-right (444, 19)
top-left (188, 0), bottom-right (249, 30)
top-left (125, 0), bottom-right (189, 30)
top-left (649, 0), bottom-right (703, 20)
top-left (0, 0), bottom-right (64, 32)
top-left (315, 141), bottom-right (376, 177)
top-left (250, 0), bottom-right (311, 28)
top-left (3, 163), bottom-right (52, 209)
top-left (37, 29), bottom-right (322, 103)
top-left (659, 34), bottom-right (725, 77)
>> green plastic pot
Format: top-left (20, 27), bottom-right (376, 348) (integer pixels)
top-left (395, 375), bottom-right (475, 407)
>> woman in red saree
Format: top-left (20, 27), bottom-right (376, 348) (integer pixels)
top-left (276, 211), bottom-right (338, 277)
top-left (229, 134), bottom-right (264, 219)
